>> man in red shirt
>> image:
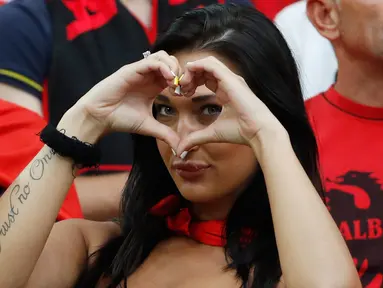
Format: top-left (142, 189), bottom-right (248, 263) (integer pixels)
top-left (306, 0), bottom-right (383, 287)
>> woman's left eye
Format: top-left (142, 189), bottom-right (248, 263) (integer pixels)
top-left (201, 105), bottom-right (222, 116)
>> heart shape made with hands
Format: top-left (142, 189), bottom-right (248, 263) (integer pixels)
top-left (84, 53), bottom-right (279, 158)
top-left (163, 57), bottom-right (261, 157)
top-left (133, 55), bottom-right (273, 157)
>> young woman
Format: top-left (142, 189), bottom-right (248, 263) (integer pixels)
top-left (0, 4), bottom-right (360, 288)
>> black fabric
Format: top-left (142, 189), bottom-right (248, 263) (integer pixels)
top-left (39, 124), bottom-right (101, 168)
top-left (46, 0), bottom-right (150, 172)
top-left (0, 0), bottom-right (52, 98)
top-left (0, 186), bottom-right (4, 197)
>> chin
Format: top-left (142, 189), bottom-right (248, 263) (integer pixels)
top-left (176, 182), bottom-right (222, 203)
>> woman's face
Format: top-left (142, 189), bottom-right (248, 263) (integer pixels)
top-left (155, 51), bottom-right (257, 214)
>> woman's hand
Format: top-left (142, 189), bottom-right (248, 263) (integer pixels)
top-left (176, 56), bottom-right (288, 156)
top-left (71, 51), bottom-right (181, 149)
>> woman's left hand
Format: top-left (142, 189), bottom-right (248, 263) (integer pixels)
top-left (176, 56), bottom-right (287, 155)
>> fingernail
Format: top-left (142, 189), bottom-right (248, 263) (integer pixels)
top-left (174, 86), bottom-right (181, 95)
top-left (171, 70), bottom-right (177, 77)
top-left (180, 151), bottom-right (188, 159)
top-left (186, 62), bottom-right (193, 66)
top-left (173, 76), bottom-right (179, 86)
top-left (171, 148), bottom-right (177, 156)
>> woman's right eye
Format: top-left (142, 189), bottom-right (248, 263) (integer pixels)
top-left (156, 105), bottom-right (175, 117)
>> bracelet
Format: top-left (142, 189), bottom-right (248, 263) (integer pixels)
top-left (38, 124), bottom-right (101, 168)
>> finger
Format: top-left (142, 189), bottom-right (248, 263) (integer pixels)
top-left (149, 51), bottom-right (180, 75)
top-left (176, 126), bottom-right (222, 155)
top-left (179, 67), bottom-right (194, 86)
top-left (135, 59), bottom-right (175, 81)
top-left (185, 57), bottom-right (253, 112)
top-left (178, 69), bottom-right (195, 96)
top-left (169, 55), bottom-right (180, 76)
top-left (140, 117), bottom-right (180, 150)
top-left (180, 71), bottom-right (204, 97)
top-left (185, 57), bottom-right (230, 84)
top-left (149, 51), bottom-right (180, 86)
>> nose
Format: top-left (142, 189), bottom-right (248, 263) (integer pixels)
top-left (175, 115), bottom-right (200, 139)
top-left (174, 115), bottom-right (201, 151)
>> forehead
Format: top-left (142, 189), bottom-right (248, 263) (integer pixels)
top-left (174, 50), bottom-right (238, 72)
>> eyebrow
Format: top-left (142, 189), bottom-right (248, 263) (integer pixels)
top-left (156, 94), bottom-right (170, 103)
top-left (156, 94), bottom-right (216, 103)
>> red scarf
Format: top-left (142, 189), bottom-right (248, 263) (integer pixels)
top-left (150, 195), bottom-right (254, 247)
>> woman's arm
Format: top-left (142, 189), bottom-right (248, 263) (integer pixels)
top-left (0, 51), bottom-right (179, 288)
top-left (25, 219), bottom-right (120, 288)
top-left (252, 132), bottom-right (361, 288)
top-left (0, 108), bottom-right (100, 288)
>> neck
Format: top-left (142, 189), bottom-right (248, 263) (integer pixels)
top-left (191, 194), bottom-right (237, 221)
top-left (335, 47), bottom-right (383, 107)
top-left (120, 0), bottom-right (152, 28)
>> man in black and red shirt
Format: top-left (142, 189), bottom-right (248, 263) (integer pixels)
top-left (306, 0), bottom-right (383, 287)
top-left (0, 0), bottom-right (252, 221)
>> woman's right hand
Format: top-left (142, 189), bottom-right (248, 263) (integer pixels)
top-left (70, 51), bottom-right (181, 149)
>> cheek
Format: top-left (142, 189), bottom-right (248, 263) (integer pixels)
top-left (344, 5), bottom-right (383, 48)
top-left (205, 143), bottom-right (257, 182)
top-left (156, 139), bottom-right (171, 168)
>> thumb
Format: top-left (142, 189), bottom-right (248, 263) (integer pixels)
top-left (140, 117), bottom-right (180, 150)
top-left (176, 126), bottom-right (220, 156)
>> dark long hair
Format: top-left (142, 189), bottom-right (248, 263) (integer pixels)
top-left (75, 4), bottom-right (323, 288)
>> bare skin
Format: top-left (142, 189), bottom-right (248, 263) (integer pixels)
top-left (120, 238), bottom-right (240, 288)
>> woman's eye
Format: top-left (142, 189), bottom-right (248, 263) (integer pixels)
top-left (157, 105), bottom-right (175, 116)
top-left (201, 105), bottom-right (222, 116)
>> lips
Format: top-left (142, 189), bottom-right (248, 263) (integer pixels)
top-left (172, 161), bottom-right (210, 171)
top-left (171, 161), bottom-right (210, 180)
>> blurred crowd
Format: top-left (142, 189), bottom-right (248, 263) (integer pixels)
top-left (0, 0), bottom-right (382, 287)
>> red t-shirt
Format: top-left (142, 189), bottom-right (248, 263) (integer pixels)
top-left (252, 0), bottom-right (296, 19)
top-left (0, 99), bottom-right (83, 220)
top-left (306, 87), bottom-right (383, 288)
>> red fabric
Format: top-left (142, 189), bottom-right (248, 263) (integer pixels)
top-left (150, 195), bottom-right (254, 247)
top-left (0, 99), bottom-right (83, 220)
top-left (62, 0), bottom-right (118, 41)
top-left (306, 86), bottom-right (383, 288)
top-left (252, 0), bottom-right (297, 20)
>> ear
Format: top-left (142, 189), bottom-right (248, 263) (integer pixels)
top-left (306, 0), bottom-right (340, 41)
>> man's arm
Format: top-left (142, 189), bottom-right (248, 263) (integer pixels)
top-left (0, 0), bottom-right (51, 104)
top-left (0, 84), bottom-right (42, 115)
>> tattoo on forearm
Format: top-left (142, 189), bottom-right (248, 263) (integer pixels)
top-left (30, 148), bottom-right (55, 180)
top-left (0, 148), bottom-right (56, 253)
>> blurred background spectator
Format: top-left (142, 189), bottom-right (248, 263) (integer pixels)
top-left (275, 0), bottom-right (337, 99)
top-left (304, 0), bottom-right (383, 286)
